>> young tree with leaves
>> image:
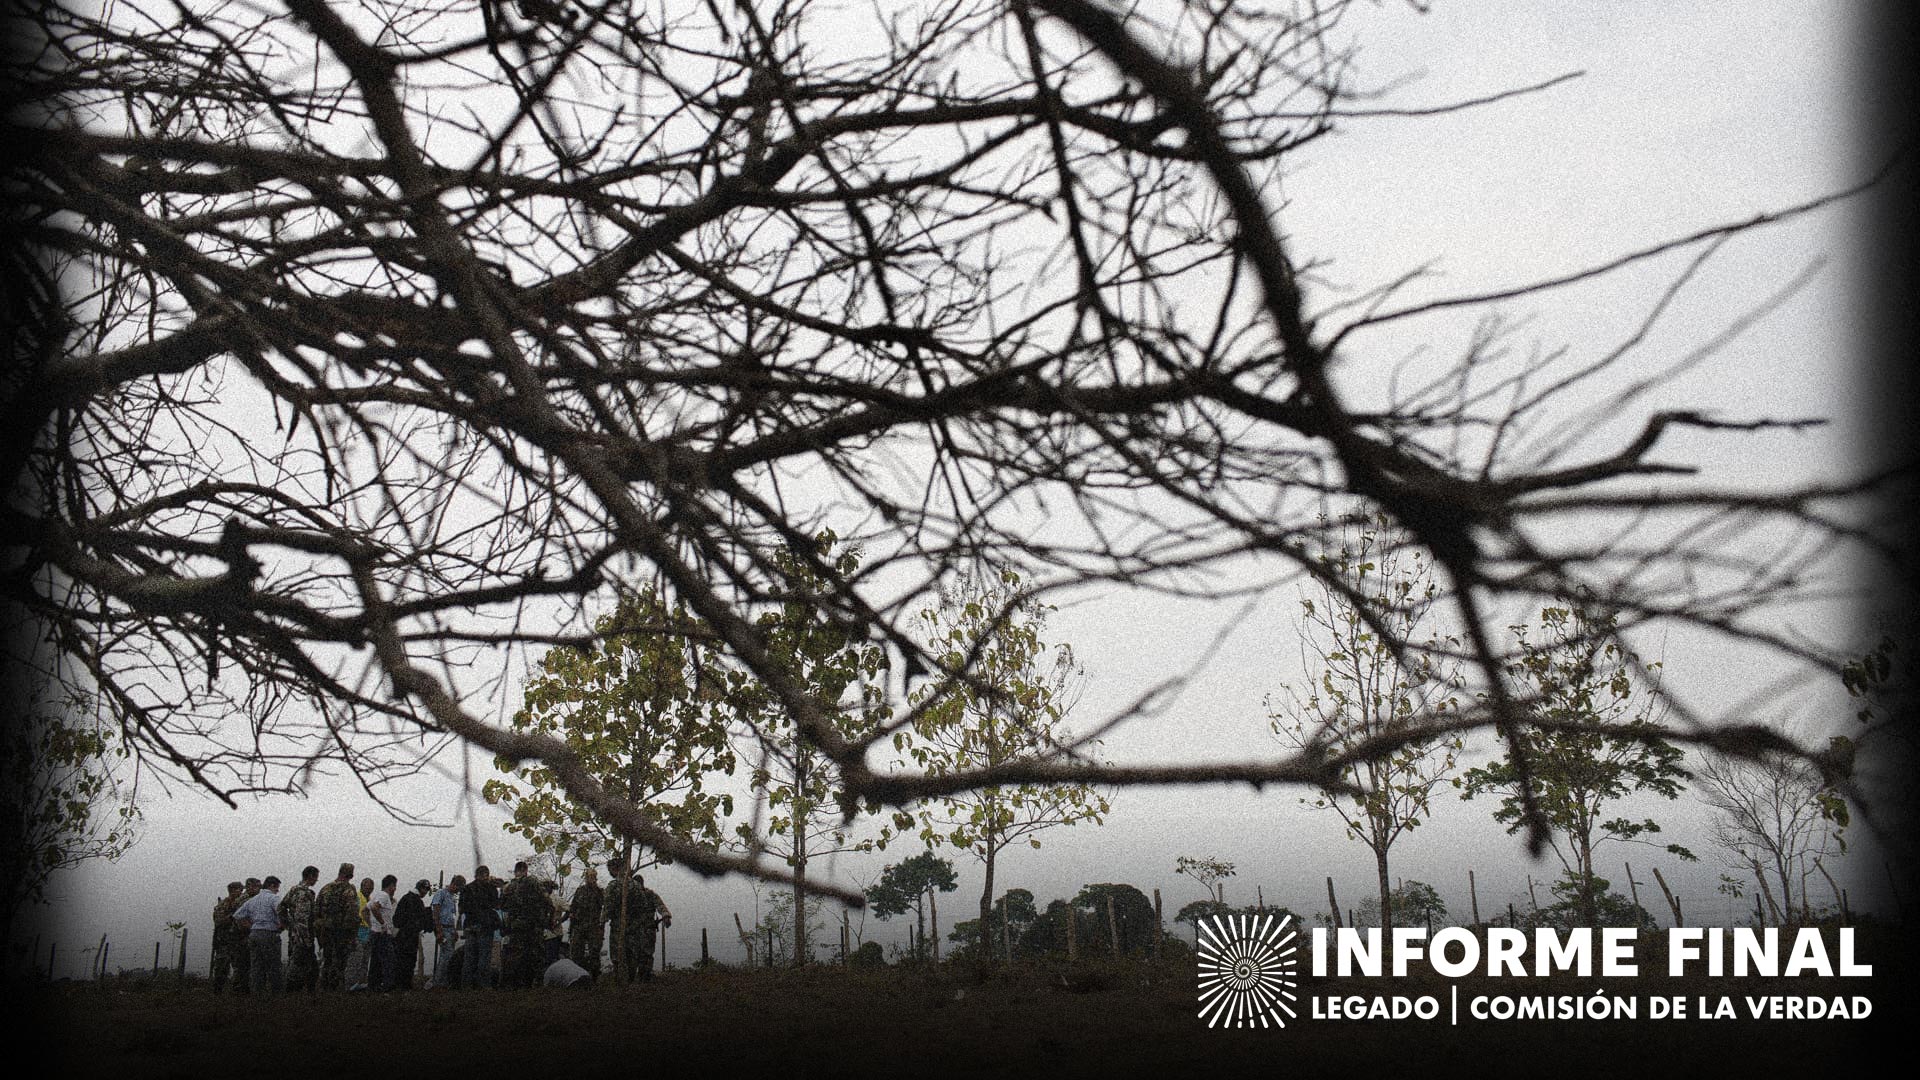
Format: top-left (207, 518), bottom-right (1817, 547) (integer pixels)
top-left (482, 587), bottom-right (737, 884)
top-left (732, 533), bottom-right (893, 966)
top-left (1461, 603), bottom-right (1696, 927)
top-left (895, 569), bottom-right (1108, 963)
top-left (1272, 520), bottom-right (1463, 931)
top-left (1174, 855), bottom-right (1236, 904)
top-left (0, 694), bottom-right (140, 949)
top-left (866, 851), bottom-right (960, 963)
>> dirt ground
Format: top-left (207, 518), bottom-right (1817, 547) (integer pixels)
top-left (26, 954), bottom-right (1907, 1079)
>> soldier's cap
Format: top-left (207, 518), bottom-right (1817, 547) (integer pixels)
top-left (245, 877), bottom-right (261, 886)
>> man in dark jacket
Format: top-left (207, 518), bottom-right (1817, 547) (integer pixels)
top-left (391, 879), bottom-right (433, 990)
top-left (459, 865), bottom-right (502, 989)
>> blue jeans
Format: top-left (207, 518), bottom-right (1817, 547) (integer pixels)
top-left (247, 931), bottom-right (284, 995)
top-left (433, 929), bottom-right (458, 987)
top-left (462, 929), bottom-right (495, 988)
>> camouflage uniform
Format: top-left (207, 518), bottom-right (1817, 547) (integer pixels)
top-left (231, 885), bottom-right (259, 994)
top-left (611, 875), bottom-right (664, 982)
top-left (210, 893), bottom-right (240, 992)
top-left (315, 879), bottom-right (360, 991)
top-left (567, 881), bottom-right (604, 975)
top-left (278, 882), bottom-right (318, 992)
top-left (500, 875), bottom-right (548, 989)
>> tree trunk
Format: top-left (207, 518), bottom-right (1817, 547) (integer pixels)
top-left (979, 840), bottom-right (997, 965)
top-left (1750, 858), bottom-right (1782, 925)
top-left (930, 887), bottom-right (941, 961)
top-left (1577, 833), bottom-right (1598, 926)
top-left (793, 847), bottom-right (807, 967)
top-left (793, 751), bottom-right (808, 967)
top-left (1152, 889), bottom-right (1162, 959)
top-left (1813, 859), bottom-right (1845, 922)
top-left (1374, 848), bottom-right (1393, 931)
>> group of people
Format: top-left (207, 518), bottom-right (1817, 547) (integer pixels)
top-left (210, 858), bottom-right (672, 996)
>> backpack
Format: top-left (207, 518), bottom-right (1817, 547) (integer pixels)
top-left (316, 881), bottom-right (359, 935)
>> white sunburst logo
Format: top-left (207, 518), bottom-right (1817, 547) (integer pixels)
top-left (1195, 912), bottom-right (1300, 1028)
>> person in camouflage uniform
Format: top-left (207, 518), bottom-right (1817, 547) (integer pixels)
top-left (500, 861), bottom-right (547, 989)
top-left (315, 863), bottom-right (360, 991)
top-left (232, 877), bottom-right (261, 994)
top-left (609, 860), bottom-right (671, 982)
top-left (567, 867), bottom-right (604, 976)
top-left (210, 881), bottom-right (243, 992)
top-left (278, 865), bottom-right (320, 992)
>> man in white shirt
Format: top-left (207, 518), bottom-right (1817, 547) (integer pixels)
top-left (231, 875), bottom-right (285, 995)
top-left (367, 874), bottom-right (399, 991)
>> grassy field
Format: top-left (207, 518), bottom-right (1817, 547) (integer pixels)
top-left (28, 950), bottom-right (1906, 1078)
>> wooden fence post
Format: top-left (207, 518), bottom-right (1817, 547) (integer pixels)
top-left (1468, 870), bottom-right (1480, 927)
top-left (178, 929), bottom-right (189, 983)
top-left (1650, 866), bottom-right (1685, 927)
top-left (1326, 877), bottom-right (1341, 930)
top-left (1152, 889), bottom-right (1163, 959)
top-left (734, 912), bottom-right (753, 967)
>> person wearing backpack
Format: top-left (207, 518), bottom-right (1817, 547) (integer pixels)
top-left (315, 863), bottom-right (361, 991)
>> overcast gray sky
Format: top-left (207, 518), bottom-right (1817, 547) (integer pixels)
top-left (28, 1), bottom-right (1897, 975)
